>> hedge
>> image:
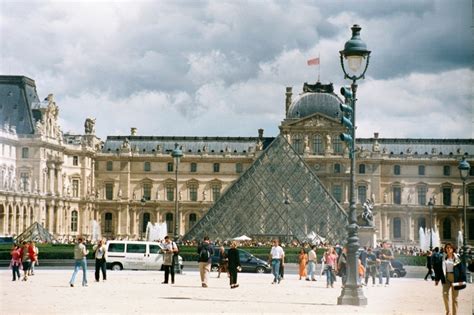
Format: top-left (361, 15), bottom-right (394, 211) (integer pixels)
top-left (0, 244), bottom-right (426, 265)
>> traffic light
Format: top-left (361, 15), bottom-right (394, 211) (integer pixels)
top-left (339, 86), bottom-right (354, 153)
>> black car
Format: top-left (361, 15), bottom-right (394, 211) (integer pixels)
top-left (211, 247), bottom-right (271, 273)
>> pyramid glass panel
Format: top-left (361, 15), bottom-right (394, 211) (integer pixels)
top-left (183, 135), bottom-right (348, 244)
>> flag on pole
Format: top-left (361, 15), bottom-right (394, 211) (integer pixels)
top-left (307, 57), bottom-right (320, 66)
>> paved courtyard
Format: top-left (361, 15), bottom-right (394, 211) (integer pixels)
top-left (1, 269), bottom-right (473, 314)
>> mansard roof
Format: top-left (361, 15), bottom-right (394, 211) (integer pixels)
top-left (102, 136), bottom-right (275, 155)
top-left (0, 75), bottom-right (40, 134)
top-left (358, 138), bottom-right (474, 156)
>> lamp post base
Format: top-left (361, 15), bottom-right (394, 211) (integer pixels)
top-left (337, 285), bottom-right (368, 306)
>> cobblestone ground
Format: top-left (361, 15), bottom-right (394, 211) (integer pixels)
top-left (1, 269), bottom-right (472, 314)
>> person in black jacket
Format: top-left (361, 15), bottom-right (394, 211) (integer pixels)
top-left (197, 236), bottom-right (214, 288)
top-left (227, 241), bottom-right (241, 289)
top-left (424, 250), bottom-right (433, 281)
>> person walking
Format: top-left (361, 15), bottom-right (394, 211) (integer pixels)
top-left (19, 241), bottom-right (34, 281)
top-left (29, 242), bottom-right (38, 276)
top-left (338, 246), bottom-right (348, 287)
top-left (69, 236), bottom-right (89, 287)
top-left (298, 248), bottom-right (308, 280)
top-left (364, 248), bottom-right (379, 286)
top-left (433, 243), bottom-right (466, 315)
top-left (197, 236), bottom-right (214, 288)
top-left (379, 241), bottom-right (394, 286)
top-left (9, 244), bottom-right (21, 281)
top-left (217, 245), bottom-right (228, 279)
top-left (324, 246), bottom-right (338, 288)
top-left (269, 239), bottom-right (284, 284)
top-left (424, 250), bottom-right (434, 281)
top-left (306, 245), bottom-right (317, 281)
top-left (162, 236), bottom-right (178, 284)
top-left (227, 241), bottom-right (241, 289)
top-left (93, 239), bottom-right (107, 282)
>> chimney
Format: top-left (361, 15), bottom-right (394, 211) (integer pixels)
top-left (258, 128), bottom-right (264, 140)
top-left (285, 87), bottom-right (292, 117)
top-left (131, 127), bottom-right (137, 136)
top-left (374, 132), bottom-right (379, 139)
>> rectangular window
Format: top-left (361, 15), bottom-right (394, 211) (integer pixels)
top-left (21, 147), bottom-right (29, 158)
top-left (106, 161), bottom-right (113, 171)
top-left (469, 218), bottom-right (474, 240)
top-left (313, 136), bottom-right (323, 154)
top-left (417, 186), bottom-right (427, 205)
top-left (469, 187), bottom-right (474, 207)
top-left (105, 183), bottom-right (114, 200)
top-left (213, 163), bottom-right (220, 173)
top-left (189, 186), bottom-right (198, 201)
top-left (73, 156), bottom-right (79, 166)
top-left (144, 162), bottom-right (151, 172)
top-left (72, 179), bottom-right (79, 198)
top-left (443, 165), bottom-right (450, 176)
top-left (126, 244), bottom-right (146, 254)
top-left (418, 165), bottom-right (425, 176)
top-left (334, 164), bottom-right (341, 174)
top-left (212, 186), bottom-right (220, 201)
top-left (358, 186), bottom-right (367, 204)
top-left (333, 138), bottom-right (343, 154)
top-left (166, 186), bottom-right (174, 201)
top-left (442, 187), bottom-right (451, 206)
top-left (167, 162), bottom-right (173, 172)
top-left (393, 187), bottom-right (401, 205)
top-left (293, 138), bottom-right (302, 154)
top-left (143, 184), bottom-right (151, 200)
top-left (190, 163), bottom-right (197, 173)
top-left (236, 163), bottom-right (243, 174)
top-left (359, 164), bottom-right (366, 174)
top-left (108, 243), bottom-right (125, 253)
top-left (332, 185), bottom-right (342, 203)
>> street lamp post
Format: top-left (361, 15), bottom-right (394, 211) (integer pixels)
top-left (458, 157), bottom-right (470, 268)
top-left (428, 197), bottom-right (434, 251)
top-left (337, 24), bottom-right (370, 306)
top-left (171, 143), bottom-right (183, 241)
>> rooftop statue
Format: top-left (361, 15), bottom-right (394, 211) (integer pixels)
top-left (84, 118), bottom-right (96, 134)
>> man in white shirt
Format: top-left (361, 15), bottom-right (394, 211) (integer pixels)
top-left (269, 239), bottom-right (284, 284)
top-left (306, 245), bottom-right (317, 281)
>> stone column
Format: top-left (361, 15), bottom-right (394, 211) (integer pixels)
top-left (381, 212), bottom-right (388, 241)
top-left (407, 213), bottom-right (413, 243)
top-left (117, 206), bottom-right (122, 235)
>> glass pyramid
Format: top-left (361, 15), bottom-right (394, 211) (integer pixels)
top-left (183, 135), bottom-right (348, 244)
top-left (16, 222), bottom-right (56, 243)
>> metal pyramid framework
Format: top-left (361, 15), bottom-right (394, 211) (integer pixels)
top-left (15, 222), bottom-right (56, 243)
top-left (183, 135), bottom-right (348, 244)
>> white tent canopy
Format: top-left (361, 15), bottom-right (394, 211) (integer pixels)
top-left (233, 235), bottom-right (252, 241)
top-left (306, 231), bottom-right (326, 244)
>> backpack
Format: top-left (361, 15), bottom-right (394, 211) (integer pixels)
top-left (199, 247), bottom-right (210, 261)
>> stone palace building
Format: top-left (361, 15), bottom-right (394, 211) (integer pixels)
top-left (0, 75), bottom-right (473, 246)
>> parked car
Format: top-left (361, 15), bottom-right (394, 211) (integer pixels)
top-left (106, 240), bottom-right (183, 271)
top-left (211, 246), bottom-right (271, 273)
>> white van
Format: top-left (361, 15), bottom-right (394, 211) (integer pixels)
top-left (106, 240), bottom-right (166, 271)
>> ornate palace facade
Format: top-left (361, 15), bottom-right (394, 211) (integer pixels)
top-left (0, 76), bottom-right (473, 245)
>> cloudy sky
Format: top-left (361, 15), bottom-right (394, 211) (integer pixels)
top-left (1, 0), bottom-right (472, 139)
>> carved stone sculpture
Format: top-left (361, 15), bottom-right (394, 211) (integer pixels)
top-left (84, 118), bottom-right (96, 134)
top-left (361, 199), bottom-right (374, 227)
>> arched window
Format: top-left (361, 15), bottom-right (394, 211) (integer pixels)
top-left (71, 210), bottom-right (78, 232)
top-left (104, 212), bottom-right (113, 233)
top-left (142, 212), bottom-right (151, 233)
top-left (165, 213), bottom-right (173, 233)
top-left (443, 218), bottom-right (452, 240)
top-left (393, 217), bottom-right (402, 239)
top-left (292, 135), bottom-right (303, 154)
top-left (189, 213), bottom-right (197, 229)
